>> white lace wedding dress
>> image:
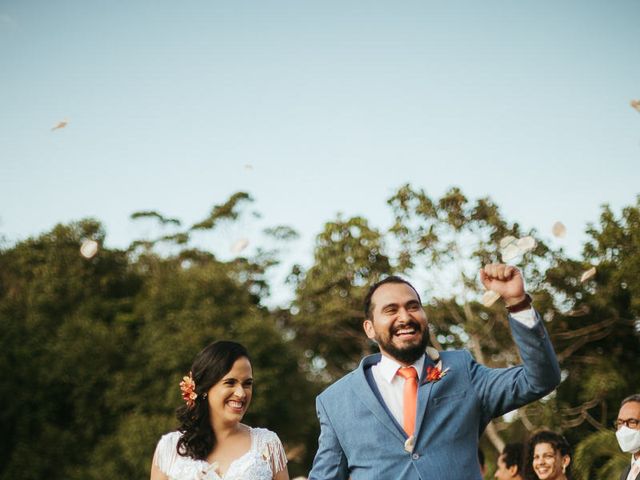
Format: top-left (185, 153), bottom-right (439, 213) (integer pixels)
top-left (153, 427), bottom-right (288, 480)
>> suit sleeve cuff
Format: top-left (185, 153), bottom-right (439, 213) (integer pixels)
top-left (510, 308), bottom-right (537, 328)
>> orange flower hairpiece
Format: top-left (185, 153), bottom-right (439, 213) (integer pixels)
top-left (180, 371), bottom-right (198, 408)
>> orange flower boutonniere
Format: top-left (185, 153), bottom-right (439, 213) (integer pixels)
top-left (426, 365), bottom-right (449, 383)
top-left (424, 347), bottom-right (450, 384)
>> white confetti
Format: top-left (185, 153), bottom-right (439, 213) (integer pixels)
top-left (499, 236), bottom-right (517, 250)
top-left (230, 238), bottom-right (249, 254)
top-left (482, 290), bottom-right (501, 307)
top-left (580, 267), bottom-right (596, 283)
top-left (426, 347), bottom-right (440, 362)
top-left (51, 118), bottom-right (69, 131)
top-left (516, 236), bottom-right (537, 253)
top-left (552, 221), bottom-right (567, 238)
top-left (80, 239), bottom-right (98, 259)
top-left (501, 243), bottom-right (521, 262)
top-left (404, 435), bottom-right (415, 453)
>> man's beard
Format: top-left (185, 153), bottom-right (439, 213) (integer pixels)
top-left (376, 321), bottom-right (429, 364)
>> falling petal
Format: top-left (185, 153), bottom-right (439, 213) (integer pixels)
top-left (80, 239), bottom-right (98, 259)
top-left (501, 243), bottom-right (521, 262)
top-left (516, 236), bottom-right (537, 253)
top-left (499, 236), bottom-right (517, 250)
top-left (51, 118), bottom-right (69, 131)
top-left (482, 290), bottom-right (501, 308)
top-left (404, 435), bottom-right (415, 453)
top-left (551, 221), bottom-right (567, 238)
top-left (580, 267), bottom-right (597, 283)
top-left (230, 238), bottom-right (249, 254)
top-left (426, 346), bottom-right (440, 362)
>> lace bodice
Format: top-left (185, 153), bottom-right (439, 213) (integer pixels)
top-left (153, 427), bottom-right (287, 480)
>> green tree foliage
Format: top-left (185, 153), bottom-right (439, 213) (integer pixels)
top-left (288, 215), bottom-right (391, 380)
top-left (572, 429), bottom-right (628, 480)
top-left (2, 189), bottom-right (639, 480)
top-left (0, 219), bottom-right (141, 479)
top-left (538, 198), bottom-right (640, 480)
top-left (0, 195), bottom-right (315, 479)
top-left (293, 185), bottom-right (640, 477)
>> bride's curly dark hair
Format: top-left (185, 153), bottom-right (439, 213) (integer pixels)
top-left (524, 430), bottom-right (572, 480)
top-left (175, 340), bottom-right (251, 460)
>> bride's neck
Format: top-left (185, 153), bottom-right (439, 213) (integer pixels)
top-left (212, 421), bottom-right (244, 441)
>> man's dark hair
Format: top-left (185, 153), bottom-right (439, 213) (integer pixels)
top-left (478, 447), bottom-right (485, 468)
top-left (501, 442), bottom-right (524, 473)
top-left (620, 393), bottom-right (640, 408)
top-left (363, 275), bottom-right (421, 319)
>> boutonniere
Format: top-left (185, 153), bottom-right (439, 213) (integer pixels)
top-left (423, 347), bottom-right (449, 384)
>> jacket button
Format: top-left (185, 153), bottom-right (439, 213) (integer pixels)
top-left (412, 453), bottom-right (419, 460)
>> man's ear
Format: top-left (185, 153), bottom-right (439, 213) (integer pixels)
top-left (363, 319), bottom-right (376, 340)
top-left (508, 464), bottom-right (518, 477)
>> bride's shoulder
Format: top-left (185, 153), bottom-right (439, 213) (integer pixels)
top-left (156, 430), bottom-right (182, 450)
top-left (249, 426), bottom-right (279, 441)
top-left (248, 427), bottom-right (285, 453)
top-left (247, 427), bottom-right (288, 473)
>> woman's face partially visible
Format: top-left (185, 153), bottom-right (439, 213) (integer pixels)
top-left (207, 356), bottom-right (253, 426)
top-left (532, 442), bottom-right (568, 480)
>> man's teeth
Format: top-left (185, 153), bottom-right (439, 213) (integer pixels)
top-left (395, 328), bottom-right (416, 335)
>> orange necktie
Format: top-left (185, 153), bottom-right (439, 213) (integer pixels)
top-left (396, 367), bottom-right (419, 436)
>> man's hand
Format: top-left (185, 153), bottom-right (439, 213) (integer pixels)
top-left (480, 264), bottom-right (526, 306)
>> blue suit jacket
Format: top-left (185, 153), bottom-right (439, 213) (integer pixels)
top-left (309, 314), bottom-right (561, 480)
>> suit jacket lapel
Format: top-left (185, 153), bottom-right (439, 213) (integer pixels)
top-left (620, 465), bottom-right (630, 480)
top-left (619, 461), bottom-right (640, 480)
top-left (350, 355), bottom-right (406, 443)
top-left (414, 354), bottom-right (436, 439)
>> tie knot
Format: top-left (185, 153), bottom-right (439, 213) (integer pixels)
top-left (397, 366), bottom-right (418, 380)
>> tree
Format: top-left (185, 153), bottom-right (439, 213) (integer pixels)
top-left (0, 193), bottom-right (317, 479)
top-left (288, 215), bottom-right (392, 381)
top-left (0, 219), bottom-right (141, 479)
top-left (541, 198), bottom-right (640, 479)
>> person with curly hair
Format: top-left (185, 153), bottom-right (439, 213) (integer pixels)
top-left (526, 430), bottom-right (571, 480)
top-left (150, 340), bottom-right (289, 480)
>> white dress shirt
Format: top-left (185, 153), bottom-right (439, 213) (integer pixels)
top-left (371, 354), bottom-right (425, 427)
top-left (625, 456), bottom-right (640, 480)
top-left (370, 308), bottom-right (536, 424)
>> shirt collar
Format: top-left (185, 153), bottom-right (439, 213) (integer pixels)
top-left (377, 353), bottom-right (425, 384)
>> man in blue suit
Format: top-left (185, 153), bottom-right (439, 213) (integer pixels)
top-left (309, 264), bottom-right (561, 480)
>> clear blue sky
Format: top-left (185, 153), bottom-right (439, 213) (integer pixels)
top-left (1, 0), bottom-right (639, 304)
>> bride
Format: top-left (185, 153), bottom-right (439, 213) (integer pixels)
top-left (151, 341), bottom-right (290, 480)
